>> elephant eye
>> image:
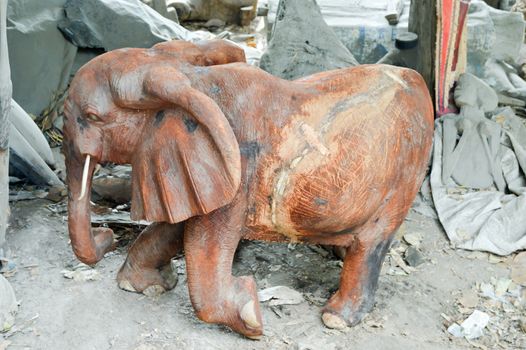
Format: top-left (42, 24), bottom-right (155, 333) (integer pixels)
top-left (86, 113), bottom-right (101, 122)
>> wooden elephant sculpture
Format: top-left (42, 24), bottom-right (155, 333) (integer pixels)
top-left (63, 39), bottom-right (434, 339)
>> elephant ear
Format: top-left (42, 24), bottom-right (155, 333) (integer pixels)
top-left (130, 67), bottom-right (241, 223)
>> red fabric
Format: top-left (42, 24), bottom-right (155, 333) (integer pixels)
top-left (436, 0), bottom-right (471, 117)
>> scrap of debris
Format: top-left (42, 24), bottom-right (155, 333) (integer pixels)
top-left (258, 285), bottom-right (304, 306)
top-left (62, 263), bottom-right (101, 282)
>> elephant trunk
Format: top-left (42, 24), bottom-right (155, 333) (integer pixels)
top-left (64, 140), bottom-right (112, 265)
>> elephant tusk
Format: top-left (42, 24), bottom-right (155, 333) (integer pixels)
top-left (78, 155), bottom-right (91, 201)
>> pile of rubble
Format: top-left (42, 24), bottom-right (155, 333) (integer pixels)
top-left (445, 251), bottom-right (526, 348)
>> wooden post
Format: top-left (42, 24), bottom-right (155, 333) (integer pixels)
top-left (408, 0), bottom-right (437, 96)
top-left (0, 0), bottom-right (11, 256)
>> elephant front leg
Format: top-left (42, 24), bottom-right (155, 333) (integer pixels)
top-left (184, 203), bottom-right (263, 339)
top-left (322, 233), bottom-right (393, 329)
top-left (117, 222), bottom-right (183, 297)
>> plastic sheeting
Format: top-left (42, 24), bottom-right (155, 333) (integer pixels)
top-left (8, 99), bottom-right (62, 186)
top-left (431, 108), bottom-right (526, 255)
top-left (466, 0), bottom-right (525, 78)
top-left (58, 0), bottom-right (194, 51)
top-left (7, 0), bottom-right (77, 115)
top-left (430, 3), bottom-right (526, 256)
top-left (6, 0), bottom-right (209, 116)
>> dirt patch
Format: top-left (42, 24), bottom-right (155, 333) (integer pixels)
top-left (1, 199), bottom-right (524, 349)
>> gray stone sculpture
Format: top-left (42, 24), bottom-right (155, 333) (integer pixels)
top-left (259, 0), bottom-right (358, 80)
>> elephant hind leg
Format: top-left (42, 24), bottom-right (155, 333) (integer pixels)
top-left (117, 222), bottom-right (183, 297)
top-left (322, 234), bottom-right (393, 329)
top-left (184, 198), bottom-right (263, 339)
top-left (321, 196), bottom-right (404, 329)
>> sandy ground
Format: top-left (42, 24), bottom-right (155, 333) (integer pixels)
top-left (1, 198), bottom-right (524, 350)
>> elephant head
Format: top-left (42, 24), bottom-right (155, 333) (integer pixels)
top-left (63, 40), bottom-right (243, 264)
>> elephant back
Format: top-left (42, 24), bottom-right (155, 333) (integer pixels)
top-left (246, 65), bottom-right (434, 241)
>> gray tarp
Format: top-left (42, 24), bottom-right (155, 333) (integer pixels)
top-left (429, 3), bottom-right (526, 256)
top-left (57, 1), bottom-right (264, 65)
top-left (431, 108), bottom-right (526, 255)
top-left (7, 0), bottom-right (77, 116)
top-left (7, 0), bottom-right (200, 116)
top-left (9, 99), bottom-right (54, 167)
top-left (8, 99), bottom-right (61, 186)
top-left (466, 0), bottom-right (525, 83)
top-left (58, 0), bottom-right (193, 51)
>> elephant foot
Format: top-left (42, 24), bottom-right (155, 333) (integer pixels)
top-left (117, 261), bottom-right (177, 297)
top-left (321, 289), bottom-right (376, 329)
top-left (194, 276), bottom-right (263, 339)
top-left (321, 232), bottom-right (393, 330)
